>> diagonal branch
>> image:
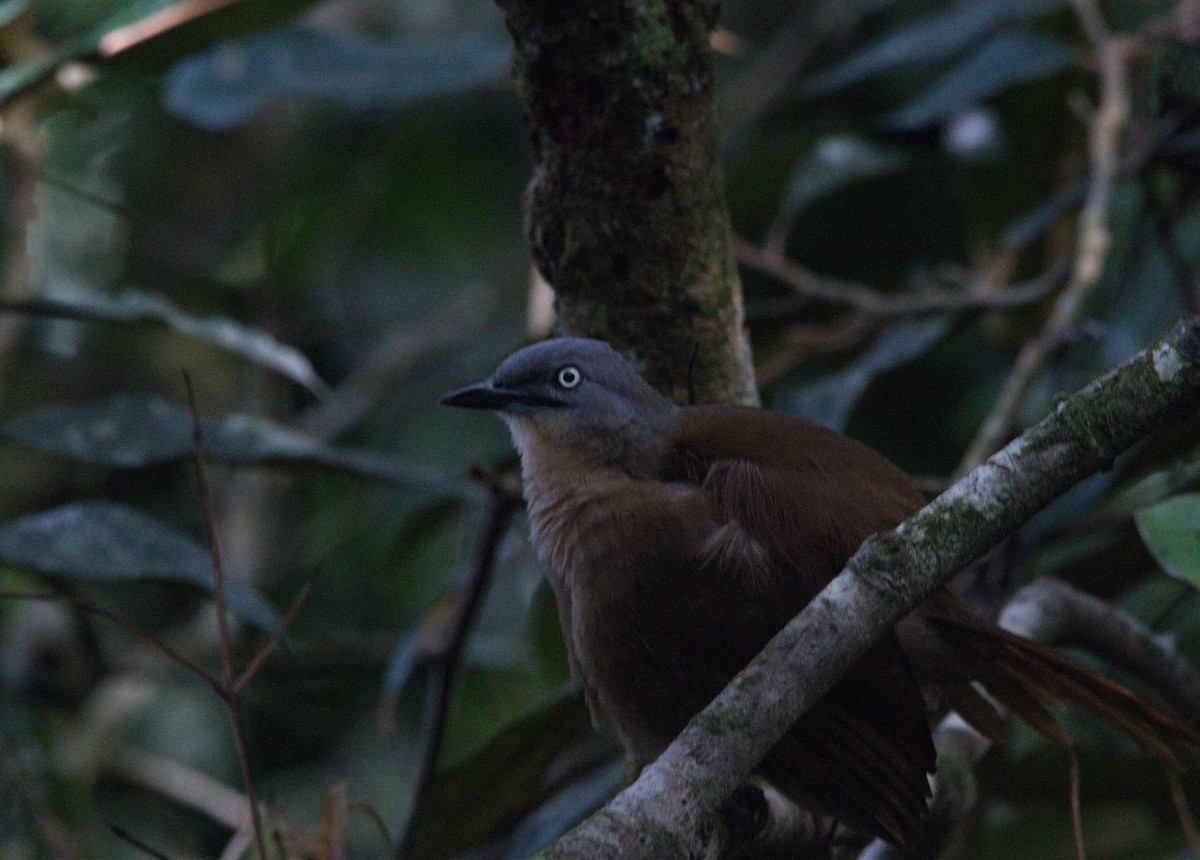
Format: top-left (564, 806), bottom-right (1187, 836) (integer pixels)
top-left (535, 316), bottom-right (1200, 859)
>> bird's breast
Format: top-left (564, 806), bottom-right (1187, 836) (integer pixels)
top-left (520, 460), bottom-right (711, 759)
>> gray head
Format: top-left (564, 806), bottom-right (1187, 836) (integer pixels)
top-left (442, 338), bottom-right (676, 472)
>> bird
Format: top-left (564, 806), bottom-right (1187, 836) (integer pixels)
top-left (442, 336), bottom-right (1200, 845)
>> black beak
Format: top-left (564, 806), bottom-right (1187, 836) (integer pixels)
top-left (440, 380), bottom-right (564, 410)
top-left (441, 380), bottom-right (516, 410)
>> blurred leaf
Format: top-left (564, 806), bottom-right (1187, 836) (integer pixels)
top-left (4, 289), bottom-right (328, 395)
top-left (379, 596), bottom-right (457, 726)
top-left (1001, 178), bottom-right (1087, 250)
top-left (784, 316), bottom-right (951, 430)
top-left (804, 0), bottom-right (1067, 96)
top-left (503, 760), bottom-right (624, 858)
top-left (404, 688), bottom-right (610, 859)
top-left (0, 0), bottom-right (28, 28)
top-left (163, 23), bottom-right (511, 130)
top-left (0, 395), bottom-right (482, 500)
top-left (1135, 494), bottom-right (1200, 589)
top-left (0, 501), bottom-right (280, 629)
top-left (885, 31), bottom-right (1075, 130)
top-left (0, 0), bottom-right (316, 105)
top-left (0, 48), bottom-right (75, 103)
top-left (3, 394), bottom-right (192, 467)
top-left (780, 135), bottom-right (906, 219)
top-left (0, 2), bottom-right (165, 101)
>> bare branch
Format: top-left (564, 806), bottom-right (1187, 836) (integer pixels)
top-left (997, 578), bottom-right (1200, 723)
top-left (183, 372), bottom-right (269, 860)
top-left (738, 239), bottom-right (1061, 319)
top-left (233, 578), bottom-right (314, 695)
top-left (395, 484), bottom-right (522, 858)
top-left (109, 824), bottom-right (175, 860)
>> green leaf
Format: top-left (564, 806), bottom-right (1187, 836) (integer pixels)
top-left (804, 0), bottom-right (1067, 96)
top-left (784, 316), bottom-right (951, 430)
top-left (885, 31), bottom-right (1075, 130)
top-left (0, 501), bottom-right (280, 630)
top-left (403, 689), bottom-right (613, 859)
top-left (4, 289), bottom-right (329, 396)
top-left (779, 135), bottom-right (906, 219)
top-left (1135, 494), bottom-right (1200, 589)
top-left (0, 0), bottom-right (29, 28)
top-left (0, 395), bottom-right (482, 501)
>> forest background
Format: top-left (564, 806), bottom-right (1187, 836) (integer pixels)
top-left (1, 0), bottom-right (1200, 858)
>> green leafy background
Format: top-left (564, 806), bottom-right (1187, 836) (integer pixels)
top-left (0, 0), bottom-right (1198, 857)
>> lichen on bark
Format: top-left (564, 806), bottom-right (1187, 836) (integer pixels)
top-left (496, 0), bottom-right (757, 406)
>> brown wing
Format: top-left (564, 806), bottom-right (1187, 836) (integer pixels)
top-left (666, 405), bottom-right (936, 843)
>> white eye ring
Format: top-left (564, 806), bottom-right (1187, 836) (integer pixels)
top-left (557, 366), bottom-right (582, 389)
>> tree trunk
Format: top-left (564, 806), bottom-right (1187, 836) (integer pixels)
top-left (496, 0), bottom-right (757, 407)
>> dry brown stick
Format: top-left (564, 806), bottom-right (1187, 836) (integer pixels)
top-left (737, 239), bottom-right (1058, 318)
top-left (1166, 768), bottom-right (1200, 854)
top-left (395, 485), bottom-right (522, 858)
top-left (1068, 749), bottom-right (1087, 860)
top-left (956, 0), bottom-right (1132, 476)
top-left (109, 824), bottom-right (175, 860)
top-left (183, 372), bottom-right (269, 860)
top-left (233, 578), bottom-right (313, 694)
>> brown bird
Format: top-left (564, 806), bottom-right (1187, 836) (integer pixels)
top-left (443, 337), bottom-right (1200, 845)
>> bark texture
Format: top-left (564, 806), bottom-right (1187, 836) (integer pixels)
top-left (496, 0), bottom-right (756, 406)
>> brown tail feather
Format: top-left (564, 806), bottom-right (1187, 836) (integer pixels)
top-left (930, 614), bottom-right (1200, 768)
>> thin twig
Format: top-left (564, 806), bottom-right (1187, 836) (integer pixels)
top-left (299, 289), bottom-right (488, 442)
top-left (1068, 748), bottom-right (1087, 860)
top-left (182, 372), bottom-right (269, 860)
top-left (1166, 768), bottom-right (1200, 855)
top-left (395, 486), bottom-right (521, 858)
top-left (737, 239), bottom-right (1058, 319)
top-left (351, 800), bottom-right (397, 856)
top-left (957, 0), bottom-right (1132, 476)
top-left (0, 591), bottom-right (223, 696)
top-left (109, 824), bottom-right (175, 860)
top-left (98, 0), bottom-right (246, 56)
top-left (754, 314), bottom-right (881, 389)
top-left (233, 578), bottom-right (314, 694)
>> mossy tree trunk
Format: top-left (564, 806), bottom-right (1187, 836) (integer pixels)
top-left (496, 0), bottom-right (757, 407)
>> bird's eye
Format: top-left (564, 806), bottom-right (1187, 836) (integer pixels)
top-left (556, 366), bottom-right (582, 389)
